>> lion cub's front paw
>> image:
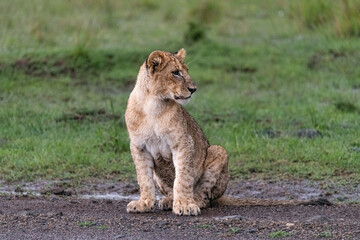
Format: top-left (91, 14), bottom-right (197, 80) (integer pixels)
top-left (173, 199), bottom-right (200, 216)
top-left (127, 199), bottom-right (155, 213)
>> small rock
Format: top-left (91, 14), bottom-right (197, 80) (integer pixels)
top-left (114, 234), bottom-right (125, 239)
top-left (244, 228), bottom-right (257, 233)
top-left (46, 212), bottom-right (55, 217)
top-left (53, 187), bottom-right (65, 195)
top-left (307, 215), bottom-right (330, 223)
top-left (17, 211), bottom-right (30, 217)
top-left (157, 221), bottom-right (168, 228)
top-left (28, 211), bottom-right (39, 217)
top-left (214, 215), bottom-right (244, 221)
top-left (50, 197), bottom-right (59, 202)
top-left (46, 211), bottom-right (63, 217)
top-left (286, 223), bottom-right (295, 227)
top-left (64, 190), bottom-right (73, 196)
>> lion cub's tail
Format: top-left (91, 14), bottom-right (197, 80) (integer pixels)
top-left (214, 195), bottom-right (332, 206)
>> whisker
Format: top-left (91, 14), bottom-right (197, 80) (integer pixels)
top-left (186, 58), bottom-right (198, 66)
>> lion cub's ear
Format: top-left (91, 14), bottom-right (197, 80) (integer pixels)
top-left (147, 51), bottom-right (167, 74)
top-left (176, 48), bottom-right (186, 60)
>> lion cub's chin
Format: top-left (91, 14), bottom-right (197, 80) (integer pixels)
top-left (175, 98), bottom-right (191, 105)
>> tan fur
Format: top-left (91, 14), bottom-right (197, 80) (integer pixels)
top-left (125, 49), bottom-right (331, 216)
top-left (214, 196), bottom-right (331, 207)
top-left (125, 48), bottom-right (228, 216)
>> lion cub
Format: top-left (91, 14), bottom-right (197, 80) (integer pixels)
top-left (125, 48), bottom-right (229, 216)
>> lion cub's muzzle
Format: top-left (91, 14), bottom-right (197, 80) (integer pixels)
top-left (174, 87), bottom-right (197, 100)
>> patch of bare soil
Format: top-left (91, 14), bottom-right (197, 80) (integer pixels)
top-left (12, 58), bottom-right (77, 78)
top-left (0, 179), bottom-right (359, 239)
top-left (55, 108), bottom-right (121, 123)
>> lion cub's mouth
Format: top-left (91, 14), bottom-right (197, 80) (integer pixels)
top-left (174, 95), bottom-right (191, 100)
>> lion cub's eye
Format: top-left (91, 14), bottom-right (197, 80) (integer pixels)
top-left (172, 70), bottom-right (181, 77)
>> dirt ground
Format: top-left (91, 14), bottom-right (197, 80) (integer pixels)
top-left (1, 179), bottom-right (359, 240)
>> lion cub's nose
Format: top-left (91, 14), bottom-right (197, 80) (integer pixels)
top-left (188, 87), bottom-right (197, 94)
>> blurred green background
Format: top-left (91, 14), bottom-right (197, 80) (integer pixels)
top-left (0, 0), bottom-right (360, 182)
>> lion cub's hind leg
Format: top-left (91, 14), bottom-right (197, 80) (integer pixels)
top-left (194, 145), bottom-right (229, 208)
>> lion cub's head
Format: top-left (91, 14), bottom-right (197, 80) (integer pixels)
top-left (145, 48), bottom-right (196, 105)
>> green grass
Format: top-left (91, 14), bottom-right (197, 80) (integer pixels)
top-left (289, 0), bottom-right (360, 37)
top-left (269, 230), bottom-right (291, 238)
top-left (77, 221), bottom-right (107, 229)
top-left (96, 225), bottom-right (108, 230)
top-left (196, 224), bottom-right (212, 229)
top-left (317, 231), bottom-right (332, 238)
top-left (1, 0), bottom-right (360, 182)
top-left (77, 221), bottom-right (96, 227)
top-left (229, 227), bottom-right (242, 234)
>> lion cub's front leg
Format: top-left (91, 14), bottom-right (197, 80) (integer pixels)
top-left (127, 144), bottom-right (156, 213)
top-left (172, 152), bottom-right (201, 216)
